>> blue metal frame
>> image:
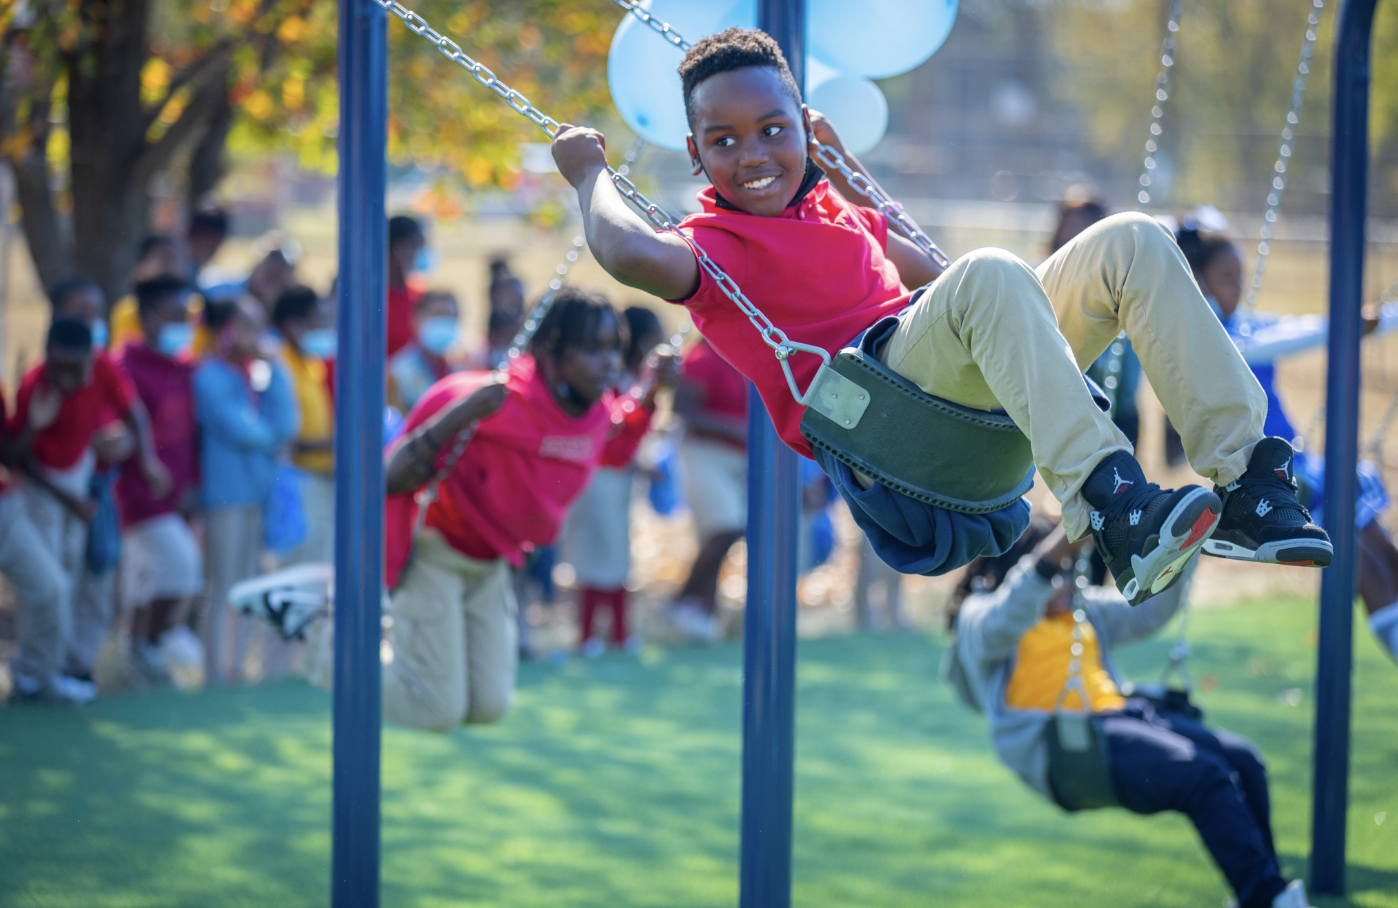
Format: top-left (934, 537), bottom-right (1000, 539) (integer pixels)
top-left (738, 6), bottom-right (805, 907)
top-left (1312, 0), bottom-right (1381, 895)
top-left (333, 0), bottom-right (387, 905)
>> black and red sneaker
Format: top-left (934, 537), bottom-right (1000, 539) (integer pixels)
top-left (1082, 452), bottom-right (1221, 606)
top-left (1203, 437), bottom-right (1333, 567)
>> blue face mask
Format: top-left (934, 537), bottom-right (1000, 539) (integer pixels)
top-left (157, 322), bottom-right (194, 357)
top-left (418, 317), bottom-right (458, 355)
top-left (413, 246), bottom-right (438, 276)
top-left (90, 320), bottom-right (109, 349)
top-left (302, 328), bottom-right (338, 359)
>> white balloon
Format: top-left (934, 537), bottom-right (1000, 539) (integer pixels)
top-left (809, 0), bottom-right (957, 80)
top-left (607, 0), bottom-right (755, 150)
top-left (807, 75), bottom-right (888, 155)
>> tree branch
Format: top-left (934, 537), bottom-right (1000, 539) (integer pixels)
top-left (138, 41), bottom-right (234, 138)
top-left (131, 61), bottom-right (230, 188)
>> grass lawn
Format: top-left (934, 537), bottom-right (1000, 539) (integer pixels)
top-left (0, 595), bottom-right (1395, 907)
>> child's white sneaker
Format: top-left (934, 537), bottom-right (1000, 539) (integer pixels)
top-left (1272, 880), bottom-right (1314, 908)
top-left (670, 601), bottom-right (721, 643)
top-left (231, 563), bottom-right (333, 640)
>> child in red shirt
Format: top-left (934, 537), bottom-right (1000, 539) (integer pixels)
top-left (235, 288), bottom-right (673, 731)
top-left (549, 28), bottom-right (1329, 607)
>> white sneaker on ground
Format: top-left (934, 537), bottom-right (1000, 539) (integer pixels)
top-left (14, 671), bottom-right (97, 705)
top-left (230, 563), bottom-right (334, 641)
top-left (670, 601), bottom-right (722, 643)
top-left (581, 637), bottom-right (606, 659)
top-left (158, 626), bottom-right (207, 691)
top-left (1272, 880), bottom-right (1314, 908)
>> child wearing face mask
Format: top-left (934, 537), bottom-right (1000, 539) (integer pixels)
top-left (194, 297), bottom-right (299, 683)
top-left (115, 276), bottom-right (206, 686)
top-left (1176, 223), bottom-right (1398, 665)
top-left (388, 289), bottom-right (462, 413)
top-left (233, 287), bottom-right (675, 731)
top-left (273, 286), bottom-right (337, 567)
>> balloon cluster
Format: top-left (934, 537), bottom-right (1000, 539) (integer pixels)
top-left (608, 0), bottom-right (958, 155)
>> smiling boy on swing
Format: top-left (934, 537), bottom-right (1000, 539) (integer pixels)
top-left (551, 27), bottom-right (1330, 605)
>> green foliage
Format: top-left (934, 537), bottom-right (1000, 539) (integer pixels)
top-left (223, 0), bottom-right (619, 187)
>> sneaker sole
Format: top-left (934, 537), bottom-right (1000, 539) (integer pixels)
top-left (1202, 537), bottom-right (1334, 568)
top-left (229, 563), bottom-right (334, 638)
top-left (1119, 488), bottom-right (1221, 606)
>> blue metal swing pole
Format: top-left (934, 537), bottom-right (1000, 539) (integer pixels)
top-left (738, 5), bottom-right (804, 908)
top-left (333, 0), bottom-right (387, 904)
top-left (1311, 0), bottom-right (1381, 895)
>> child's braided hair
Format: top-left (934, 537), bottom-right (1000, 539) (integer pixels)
top-left (679, 27), bottom-right (802, 133)
top-left (527, 286), bottom-right (625, 365)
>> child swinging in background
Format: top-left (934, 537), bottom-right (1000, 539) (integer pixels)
top-left (235, 288), bottom-right (675, 731)
top-left (558, 306), bottom-right (667, 656)
top-left (1175, 223), bottom-right (1398, 662)
top-left (550, 28), bottom-right (1330, 606)
top-left (943, 518), bottom-right (1314, 908)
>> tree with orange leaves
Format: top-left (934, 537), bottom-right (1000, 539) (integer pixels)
top-left (0, 0), bottom-right (618, 303)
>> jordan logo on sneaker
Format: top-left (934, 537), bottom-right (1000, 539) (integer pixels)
top-left (1112, 468), bottom-right (1135, 495)
top-left (1256, 499), bottom-right (1274, 517)
top-left (1273, 457), bottom-right (1292, 481)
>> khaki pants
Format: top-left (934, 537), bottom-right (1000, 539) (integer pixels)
top-left (0, 491), bottom-right (71, 683)
top-left (305, 530), bottom-right (518, 731)
top-left (882, 212), bottom-right (1265, 539)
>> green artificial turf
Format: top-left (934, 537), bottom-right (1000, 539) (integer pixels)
top-left (1, 595), bottom-right (1395, 907)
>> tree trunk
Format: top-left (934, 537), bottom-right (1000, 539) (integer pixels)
top-left (188, 85), bottom-right (234, 211)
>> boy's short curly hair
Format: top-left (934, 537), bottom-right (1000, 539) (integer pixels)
top-left (679, 27), bottom-right (802, 133)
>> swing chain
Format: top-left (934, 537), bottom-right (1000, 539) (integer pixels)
top-left (373, 0), bottom-right (562, 138)
top-left (1054, 548), bottom-right (1097, 714)
top-left (1241, 0), bottom-right (1326, 316)
top-left (376, 0), bottom-right (836, 403)
top-left (1135, 0), bottom-right (1183, 210)
top-left (609, 0), bottom-right (690, 49)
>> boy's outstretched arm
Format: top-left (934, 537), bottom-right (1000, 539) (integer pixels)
top-left (553, 125), bottom-right (699, 302)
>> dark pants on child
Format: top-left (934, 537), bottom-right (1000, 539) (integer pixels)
top-left (1104, 700), bottom-right (1285, 908)
top-left (579, 587), bottom-right (628, 645)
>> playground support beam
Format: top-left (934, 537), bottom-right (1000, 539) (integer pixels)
top-left (738, 6), bottom-right (804, 907)
top-left (333, 1), bottom-right (387, 905)
top-left (1312, 0), bottom-right (1381, 896)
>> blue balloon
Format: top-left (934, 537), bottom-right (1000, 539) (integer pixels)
top-left (809, 0), bottom-right (957, 80)
top-left (608, 0), bottom-right (755, 150)
top-left (808, 73), bottom-right (888, 155)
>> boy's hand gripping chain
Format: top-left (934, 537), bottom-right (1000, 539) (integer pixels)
top-left (371, 0), bottom-right (828, 405)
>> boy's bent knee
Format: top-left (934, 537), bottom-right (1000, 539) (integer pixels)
top-left (465, 689), bottom-right (514, 725)
top-left (1095, 211), bottom-right (1175, 251)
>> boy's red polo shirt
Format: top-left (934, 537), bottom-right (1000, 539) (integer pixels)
top-left (674, 179), bottom-right (911, 458)
top-left (9, 353), bottom-right (136, 471)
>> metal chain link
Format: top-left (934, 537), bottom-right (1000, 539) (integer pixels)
top-left (375, 0), bottom-right (832, 403)
top-left (1135, 0), bottom-right (1183, 210)
top-left (1240, 0), bottom-right (1326, 316)
top-left (1056, 548), bottom-right (1096, 713)
top-left (609, 0), bottom-right (953, 272)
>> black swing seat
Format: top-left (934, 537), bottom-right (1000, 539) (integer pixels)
top-left (1047, 712), bottom-right (1122, 811)
top-left (799, 337), bottom-right (1035, 515)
